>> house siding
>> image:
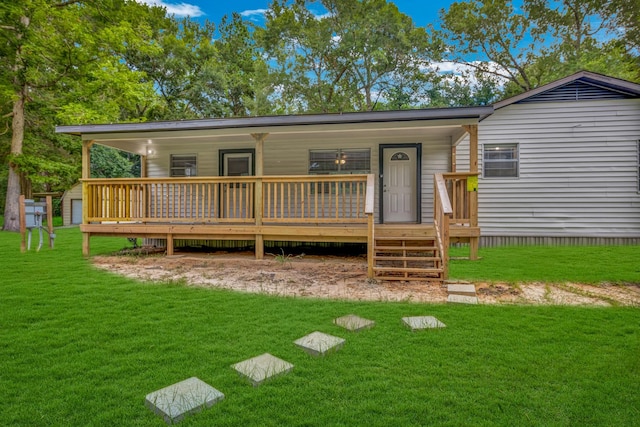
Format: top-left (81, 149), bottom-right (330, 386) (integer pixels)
top-left (146, 138), bottom-right (453, 225)
top-left (61, 183), bottom-right (83, 226)
top-left (456, 98), bottom-right (640, 240)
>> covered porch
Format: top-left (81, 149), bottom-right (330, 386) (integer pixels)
top-left (59, 107), bottom-right (490, 282)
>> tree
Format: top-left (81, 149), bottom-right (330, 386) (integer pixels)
top-left (521, 0), bottom-right (638, 85)
top-left (430, 0), bottom-right (544, 93)
top-left (431, 0), bottom-right (639, 100)
top-left (214, 13), bottom-right (274, 117)
top-left (258, 0), bottom-right (434, 113)
top-left (0, 0), bottom-right (160, 230)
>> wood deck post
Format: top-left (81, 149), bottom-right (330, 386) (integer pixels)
top-left (81, 140), bottom-right (94, 257)
top-left (140, 154), bottom-right (148, 178)
top-left (367, 213), bottom-right (374, 279)
top-left (252, 133), bottom-right (268, 259)
top-left (19, 195), bottom-right (26, 252)
top-left (463, 125), bottom-right (479, 260)
top-left (166, 234), bottom-right (174, 256)
top-left (451, 146), bottom-right (457, 173)
top-left (365, 174), bottom-right (375, 279)
top-left (46, 196), bottom-right (54, 248)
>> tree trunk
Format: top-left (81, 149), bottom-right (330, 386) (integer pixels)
top-left (3, 86), bottom-right (26, 232)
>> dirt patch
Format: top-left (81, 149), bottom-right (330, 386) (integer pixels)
top-left (93, 252), bottom-right (640, 306)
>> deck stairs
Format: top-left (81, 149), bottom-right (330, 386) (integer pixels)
top-left (373, 225), bottom-right (444, 282)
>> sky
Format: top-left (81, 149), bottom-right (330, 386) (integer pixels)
top-left (137, 0), bottom-right (457, 28)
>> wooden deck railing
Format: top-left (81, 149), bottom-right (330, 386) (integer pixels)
top-left (442, 172), bottom-right (478, 227)
top-left (82, 175), bottom-right (372, 225)
top-left (434, 174), bottom-right (453, 280)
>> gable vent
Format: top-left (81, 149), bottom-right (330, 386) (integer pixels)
top-left (518, 80), bottom-right (634, 103)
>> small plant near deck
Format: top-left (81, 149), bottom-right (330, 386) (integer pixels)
top-left (268, 248), bottom-right (303, 269)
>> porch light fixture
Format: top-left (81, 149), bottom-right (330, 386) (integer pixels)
top-left (335, 153), bottom-right (347, 165)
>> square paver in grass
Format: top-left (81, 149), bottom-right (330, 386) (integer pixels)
top-left (294, 331), bottom-right (346, 356)
top-left (232, 353), bottom-right (294, 386)
top-left (334, 314), bottom-right (375, 332)
top-left (447, 284), bottom-right (477, 296)
top-left (402, 316), bottom-right (446, 331)
top-left (448, 294), bottom-right (478, 304)
top-left (145, 377), bottom-right (224, 424)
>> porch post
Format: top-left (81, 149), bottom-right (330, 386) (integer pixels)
top-left (81, 140), bottom-right (94, 257)
top-left (463, 125), bottom-right (479, 260)
top-left (451, 146), bottom-right (457, 172)
top-left (140, 154), bottom-right (148, 178)
top-left (251, 133), bottom-right (268, 259)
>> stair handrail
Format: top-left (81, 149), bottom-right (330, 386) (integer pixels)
top-left (434, 173), bottom-right (453, 280)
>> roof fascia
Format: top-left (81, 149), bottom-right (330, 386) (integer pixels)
top-left (55, 106), bottom-right (494, 136)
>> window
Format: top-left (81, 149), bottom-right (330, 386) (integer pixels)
top-left (309, 149), bottom-right (371, 174)
top-left (483, 144), bottom-right (518, 178)
top-left (220, 150), bottom-right (254, 177)
top-left (390, 151), bottom-right (410, 161)
top-left (170, 154), bottom-right (197, 177)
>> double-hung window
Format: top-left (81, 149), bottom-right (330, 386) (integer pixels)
top-left (483, 144), bottom-right (518, 178)
top-left (308, 149), bottom-right (371, 174)
top-left (170, 154), bottom-right (197, 177)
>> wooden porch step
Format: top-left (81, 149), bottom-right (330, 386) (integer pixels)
top-left (374, 266), bottom-right (443, 274)
top-left (374, 236), bottom-right (436, 241)
top-left (374, 245), bottom-right (438, 251)
top-left (374, 255), bottom-right (441, 262)
top-left (375, 275), bottom-right (442, 282)
top-left (372, 225), bottom-right (445, 283)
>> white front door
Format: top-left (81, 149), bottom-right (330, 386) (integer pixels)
top-left (383, 147), bottom-right (417, 222)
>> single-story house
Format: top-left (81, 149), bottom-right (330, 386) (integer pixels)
top-left (55, 71), bottom-right (640, 282)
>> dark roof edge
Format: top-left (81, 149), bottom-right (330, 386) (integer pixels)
top-left (56, 106), bottom-right (494, 135)
top-left (493, 71), bottom-right (640, 110)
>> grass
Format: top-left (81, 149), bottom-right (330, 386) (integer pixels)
top-left (0, 228), bottom-right (639, 425)
top-left (450, 244), bottom-right (640, 284)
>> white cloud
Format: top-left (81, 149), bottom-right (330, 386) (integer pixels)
top-left (137, 0), bottom-right (204, 17)
top-left (240, 8), bottom-right (269, 20)
top-left (312, 11), bottom-right (332, 20)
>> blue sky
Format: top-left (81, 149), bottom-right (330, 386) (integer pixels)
top-left (137, 0), bottom-right (457, 28)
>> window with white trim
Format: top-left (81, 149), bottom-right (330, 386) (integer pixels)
top-left (483, 144), bottom-right (518, 178)
top-left (170, 154), bottom-right (197, 177)
top-left (308, 149), bottom-right (371, 174)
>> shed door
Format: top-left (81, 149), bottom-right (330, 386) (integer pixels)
top-left (382, 147), bottom-right (417, 222)
top-left (71, 199), bottom-right (82, 224)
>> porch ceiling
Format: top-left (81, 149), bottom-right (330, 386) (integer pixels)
top-left (74, 118), bottom-right (473, 156)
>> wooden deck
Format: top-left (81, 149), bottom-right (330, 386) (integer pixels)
top-left (79, 173), bottom-right (480, 282)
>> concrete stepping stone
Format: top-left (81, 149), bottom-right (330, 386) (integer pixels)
top-left (294, 331), bottom-right (345, 356)
top-left (334, 314), bottom-right (375, 331)
top-left (447, 294), bottom-right (479, 304)
top-left (402, 316), bottom-right (446, 330)
top-left (232, 353), bottom-right (294, 386)
top-left (447, 284), bottom-right (477, 297)
top-left (145, 377), bottom-right (224, 424)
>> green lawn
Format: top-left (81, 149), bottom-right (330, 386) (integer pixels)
top-left (1, 228), bottom-right (639, 425)
top-left (450, 244), bottom-right (640, 284)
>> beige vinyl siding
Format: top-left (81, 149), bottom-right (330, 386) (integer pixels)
top-left (456, 99), bottom-right (640, 238)
top-left (145, 136), bottom-right (453, 224)
top-left (421, 138), bottom-right (451, 221)
top-left (62, 183), bottom-right (83, 226)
